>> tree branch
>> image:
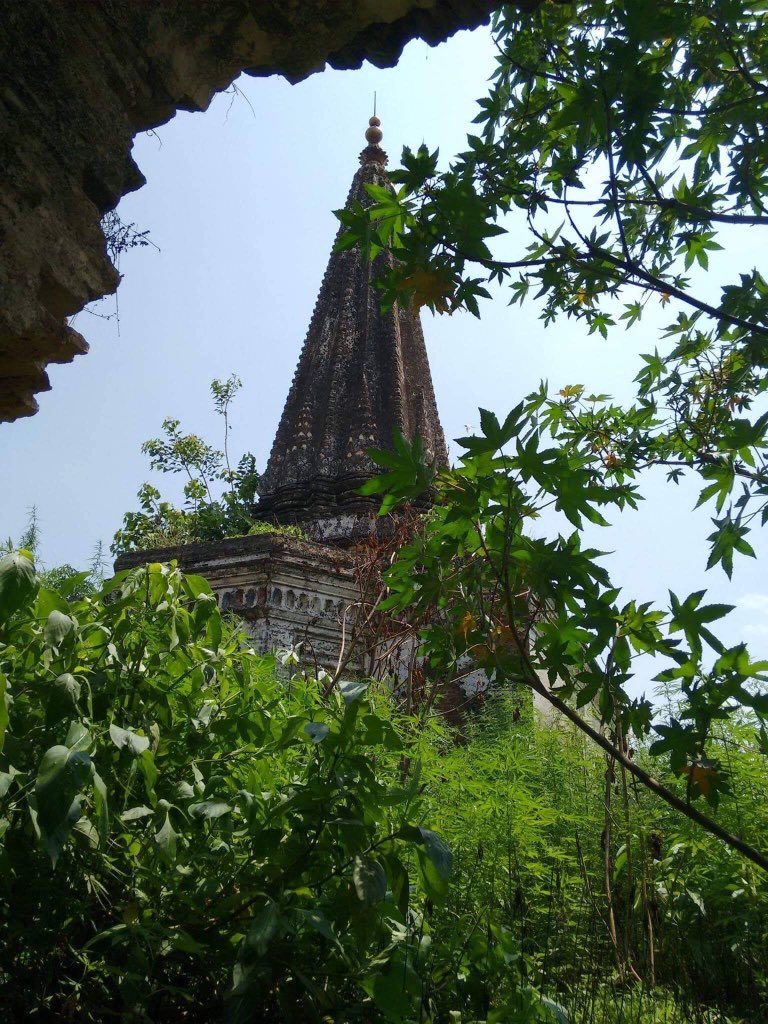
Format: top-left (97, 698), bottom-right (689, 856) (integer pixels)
top-left (526, 673), bottom-right (768, 874)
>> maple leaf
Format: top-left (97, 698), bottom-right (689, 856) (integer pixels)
top-left (690, 763), bottom-right (717, 796)
top-left (492, 624), bottom-right (517, 649)
top-left (401, 269), bottom-right (456, 314)
top-left (457, 611), bottom-right (475, 640)
top-left (678, 761), bottom-right (718, 798)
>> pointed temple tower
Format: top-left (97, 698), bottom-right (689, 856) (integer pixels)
top-left (117, 117), bottom-right (448, 669)
top-left (254, 115), bottom-right (447, 543)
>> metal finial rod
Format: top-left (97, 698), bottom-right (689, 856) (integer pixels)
top-left (373, 91), bottom-right (377, 118)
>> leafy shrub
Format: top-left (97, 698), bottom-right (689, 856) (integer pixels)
top-left (112, 375), bottom-right (260, 555)
top-left (421, 692), bottom-right (768, 1022)
top-left (0, 553), bottom-right (461, 1022)
top-left (2, 505), bottom-right (107, 598)
top-left (3, 549), bottom-right (760, 1022)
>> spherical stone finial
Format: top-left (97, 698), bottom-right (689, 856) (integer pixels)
top-left (359, 113), bottom-right (388, 165)
top-left (365, 115), bottom-right (383, 145)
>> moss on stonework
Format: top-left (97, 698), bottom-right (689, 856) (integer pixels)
top-left (246, 522), bottom-right (309, 541)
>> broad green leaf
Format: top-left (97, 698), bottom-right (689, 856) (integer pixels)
top-left (139, 749), bottom-right (158, 803)
top-left (65, 721), bottom-right (91, 751)
top-left (155, 811), bottom-right (178, 865)
top-left (362, 954), bottom-right (421, 1021)
top-left (55, 571), bottom-right (92, 599)
top-left (353, 855), bottom-right (387, 905)
top-left (360, 714), bottom-right (404, 751)
top-left (92, 771), bottom-right (109, 846)
top-left (541, 995), bottom-right (570, 1024)
top-left (0, 552), bottom-right (37, 622)
top-left (121, 805), bottom-right (154, 821)
top-left (109, 724), bottom-right (150, 756)
top-left (399, 825), bottom-right (453, 901)
top-left (35, 587), bottom-right (70, 618)
top-left (184, 573), bottom-right (213, 598)
top-left (0, 766), bottom-right (19, 800)
top-left (338, 679), bottom-right (368, 705)
top-left (293, 908), bottom-right (343, 950)
top-left (189, 799), bottom-right (232, 820)
top-left (46, 673), bottom-right (82, 726)
top-left (167, 929), bottom-right (205, 955)
top-left (53, 672), bottom-right (81, 705)
top-left (44, 610), bottom-right (74, 648)
top-left (304, 722), bottom-right (330, 744)
top-left (418, 827), bottom-right (452, 879)
top-left (35, 742), bottom-right (93, 865)
top-left (245, 900), bottom-right (279, 954)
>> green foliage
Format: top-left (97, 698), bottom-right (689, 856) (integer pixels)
top-left (1, 551), bottom-right (566, 1023)
top-left (337, 0), bottom-right (768, 577)
top-left (1, 546), bottom-right (764, 1020)
top-left (112, 375), bottom-right (261, 554)
top-left (335, 0), bottom-right (768, 869)
top-left (2, 506), bottom-right (106, 600)
top-left (363, 416), bottom-right (768, 874)
top-left (247, 521), bottom-right (310, 541)
top-left (422, 692), bottom-right (768, 1022)
top-left (361, 429), bottom-right (440, 515)
top-left (7, 7), bottom-right (768, 1016)
top-left (2, 504), bottom-right (41, 558)
top-left (0, 552), bottom-right (37, 621)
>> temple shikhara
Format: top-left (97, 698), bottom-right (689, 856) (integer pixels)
top-left (118, 116), bottom-right (448, 672)
top-left (254, 114), bottom-right (447, 543)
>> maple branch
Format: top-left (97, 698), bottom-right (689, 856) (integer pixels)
top-left (476, 521), bottom-right (768, 874)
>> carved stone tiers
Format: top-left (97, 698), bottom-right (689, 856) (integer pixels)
top-left (254, 123), bottom-right (447, 543)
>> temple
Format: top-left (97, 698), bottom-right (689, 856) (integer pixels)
top-left (116, 117), bottom-right (448, 671)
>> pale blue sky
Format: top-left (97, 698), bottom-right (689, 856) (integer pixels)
top-left (2, 24), bottom-right (766, 685)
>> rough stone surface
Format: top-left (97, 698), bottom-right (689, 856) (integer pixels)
top-left (254, 130), bottom-right (448, 539)
top-left (0, 0), bottom-right (498, 422)
top-left (115, 533), bottom-right (368, 671)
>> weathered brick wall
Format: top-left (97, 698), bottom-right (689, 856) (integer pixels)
top-left (0, 0), bottom-right (498, 422)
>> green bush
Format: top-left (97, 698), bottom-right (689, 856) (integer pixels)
top-left (0, 554), bottom-right (460, 1022)
top-left (112, 376), bottom-right (261, 556)
top-left (2, 551), bottom-right (764, 1022)
top-left (421, 692), bottom-right (768, 1023)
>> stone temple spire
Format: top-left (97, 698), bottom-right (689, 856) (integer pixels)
top-left (254, 114), bottom-right (448, 542)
